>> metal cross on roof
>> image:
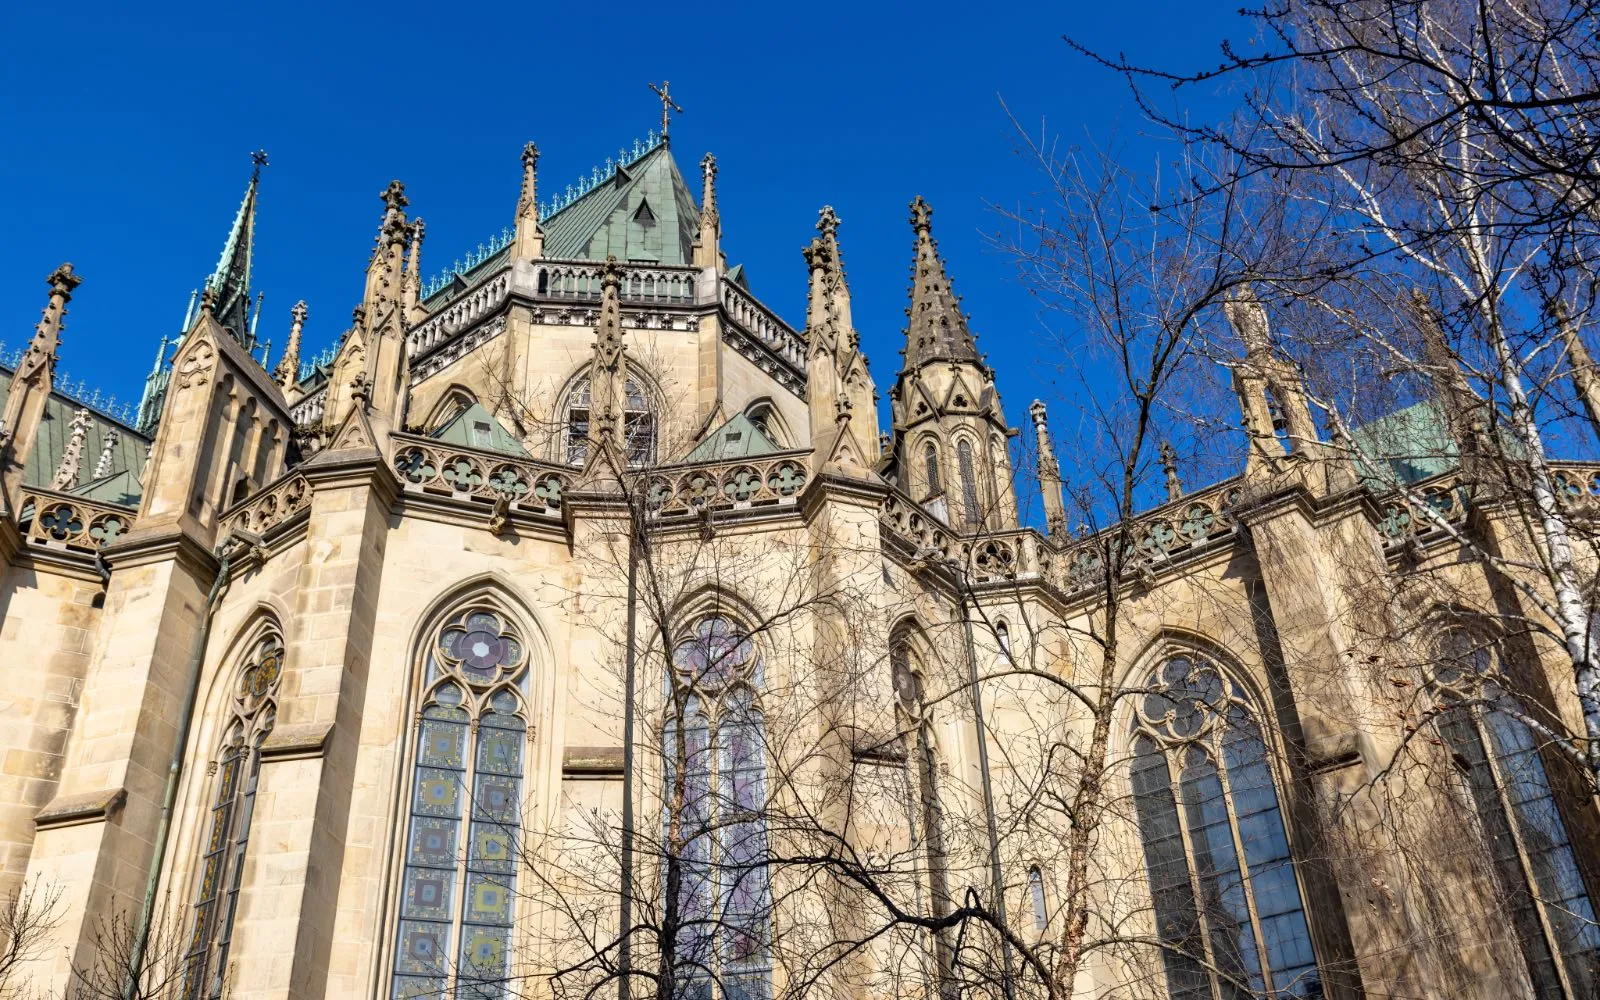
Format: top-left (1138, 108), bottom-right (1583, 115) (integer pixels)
top-left (647, 81), bottom-right (683, 145)
top-left (250, 149), bottom-right (269, 180)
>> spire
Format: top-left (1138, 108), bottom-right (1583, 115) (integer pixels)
top-left (513, 142), bottom-right (544, 259)
top-left (902, 196), bottom-right (979, 368)
top-left (403, 219), bottom-right (426, 319)
top-left (1, 263), bottom-right (81, 507)
top-left (51, 408), bottom-right (90, 491)
top-left (205, 150), bottom-right (267, 348)
top-left (135, 335), bottom-right (171, 434)
top-left (1159, 441), bottom-right (1184, 502)
top-left (93, 426), bottom-right (120, 480)
top-left (692, 152), bottom-right (722, 270)
top-left (275, 301), bottom-right (307, 389)
top-left (1412, 290), bottom-right (1487, 457)
top-left (583, 256), bottom-right (629, 479)
top-left (1029, 400), bottom-right (1068, 539)
top-left (802, 206), bottom-right (853, 348)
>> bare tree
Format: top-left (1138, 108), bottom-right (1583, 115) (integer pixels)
top-left (0, 879), bottom-right (61, 999)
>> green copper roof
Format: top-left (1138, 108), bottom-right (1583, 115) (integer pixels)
top-left (1349, 399), bottom-right (1459, 485)
top-left (0, 364), bottom-right (148, 502)
top-left (74, 468), bottom-right (143, 507)
top-left (542, 144), bottom-right (700, 264)
top-left (683, 412), bottom-right (779, 463)
top-left (430, 401), bottom-right (530, 457)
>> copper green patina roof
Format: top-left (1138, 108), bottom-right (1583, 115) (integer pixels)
top-left (422, 142), bottom-right (703, 309)
top-left (682, 413), bottom-right (780, 463)
top-left (0, 364), bottom-right (149, 504)
top-left (1349, 399), bottom-right (1459, 485)
top-left (430, 401), bottom-right (530, 457)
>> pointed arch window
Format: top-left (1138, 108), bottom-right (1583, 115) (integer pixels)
top-left (891, 627), bottom-right (952, 954)
top-left (923, 442), bottom-right (942, 496)
top-left (392, 608), bottom-right (531, 1000)
top-left (1028, 867), bottom-right (1048, 931)
top-left (1431, 629), bottom-right (1600, 999)
top-left (665, 617), bottom-right (772, 1000)
top-left (183, 632), bottom-right (283, 1000)
top-left (957, 439), bottom-right (980, 525)
top-left (565, 376), bottom-right (655, 467)
top-left (1129, 652), bottom-right (1321, 999)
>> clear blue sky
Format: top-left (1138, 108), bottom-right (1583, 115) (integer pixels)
top-left (0, 1), bottom-right (1248, 446)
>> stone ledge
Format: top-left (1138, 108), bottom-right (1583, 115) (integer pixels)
top-left (35, 787), bottom-right (126, 830)
top-left (563, 746), bottom-right (624, 779)
top-left (261, 721), bottom-right (335, 762)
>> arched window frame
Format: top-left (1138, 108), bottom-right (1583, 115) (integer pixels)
top-left (422, 386), bottom-right (482, 435)
top-left (183, 626), bottom-right (284, 1000)
top-left (390, 602), bottom-right (534, 1000)
top-left (561, 370), bottom-right (656, 468)
top-left (955, 436), bottom-right (982, 526)
top-left (743, 399), bottom-right (790, 450)
top-left (1027, 866), bottom-right (1049, 932)
top-left (920, 438), bottom-right (944, 499)
top-left (662, 614), bottom-right (773, 1000)
top-left (1429, 625), bottom-right (1600, 1000)
top-left (1125, 647), bottom-right (1322, 1000)
top-left (890, 623), bottom-right (953, 930)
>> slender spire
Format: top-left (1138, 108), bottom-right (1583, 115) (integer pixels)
top-left (403, 219), bottom-right (426, 318)
top-left (1, 264), bottom-right (80, 507)
top-left (1159, 441), bottom-right (1183, 502)
top-left (513, 142), bottom-right (544, 259)
top-left (1029, 400), bottom-right (1068, 538)
top-left (1411, 290), bottom-right (1487, 456)
top-left (51, 408), bottom-right (91, 491)
top-left (275, 301), bottom-right (307, 388)
top-left (205, 150), bottom-right (267, 347)
top-left (692, 152), bottom-right (721, 270)
top-left (902, 196), bottom-right (979, 368)
top-left (93, 426), bottom-right (120, 480)
top-left (583, 256), bottom-right (629, 477)
top-left (135, 335), bottom-right (170, 434)
top-left (802, 206), bottom-right (853, 348)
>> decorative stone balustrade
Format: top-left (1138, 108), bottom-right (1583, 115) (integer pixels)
top-left (221, 473), bottom-right (311, 539)
top-left (1552, 463), bottom-right (1600, 508)
top-left (721, 279), bottom-right (807, 372)
top-left (528, 261), bottom-right (699, 305)
top-left (408, 268), bottom-right (513, 358)
top-left (291, 386), bottom-right (327, 427)
top-left (1056, 481), bottom-right (1245, 592)
top-left (14, 488), bottom-right (135, 552)
top-left (389, 433), bottom-right (569, 516)
top-left (645, 451), bottom-right (810, 520)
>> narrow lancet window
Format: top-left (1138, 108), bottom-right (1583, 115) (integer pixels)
top-left (957, 439), bottom-right (980, 525)
top-left (184, 632), bottom-right (283, 1000)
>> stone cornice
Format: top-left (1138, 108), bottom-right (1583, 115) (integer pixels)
top-left (102, 524), bottom-right (220, 577)
top-left (35, 787), bottom-right (126, 830)
top-left (299, 447), bottom-right (401, 509)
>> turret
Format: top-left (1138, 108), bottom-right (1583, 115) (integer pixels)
top-left (801, 207), bottom-right (878, 478)
top-left (888, 197), bottom-right (1017, 530)
top-left (275, 300), bottom-right (307, 391)
top-left (692, 153), bottom-right (723, 271)
top-left (1, 263), bottom-right (81, 508)
top-left (324, 180), bottom-right (413, 443)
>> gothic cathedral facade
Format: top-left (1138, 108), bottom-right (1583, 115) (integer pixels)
top-left (2, 133), bottom-right (1599, 1000)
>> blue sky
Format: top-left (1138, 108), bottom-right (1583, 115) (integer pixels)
top-left (0, 1), bottom-right (1248, 454)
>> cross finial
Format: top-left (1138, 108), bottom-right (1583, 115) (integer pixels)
top-left (250, 149), bottom-right (269, 181)
top-left (910, 195), bottom-right (933, 237)
top-left (648, 81), bottom-right (684, 145)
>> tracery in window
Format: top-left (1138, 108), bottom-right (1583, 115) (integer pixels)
top-left (1431, 628), bottom-right (1600, 999)
top-left (957, 439), bottom-right (980, 525)
top-left (184, 631), bottom-right (283, 1000)
top-left (1129, 652), bottom-right (1321, 999)
top-left (665, 616), bottom-right (771, 1000)
top-left (564, 375), bottom-right (655, 467)
top-left (392, 608), bottom-right (531, 1000)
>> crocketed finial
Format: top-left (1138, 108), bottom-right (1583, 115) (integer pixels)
top-left (910, 195), bottom-right (933, 238)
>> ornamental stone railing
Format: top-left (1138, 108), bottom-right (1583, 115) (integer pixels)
top-left (645, 451), bottom-right (810, 520)
top-left (408, 267), bottom-right (513, 358)
top-left (220, 472), bottom-right (311, 540)
top-left (14, 487), bottom-right (135, 552)
top-left (721, 279), bottom-right (808, 373)
top-left (1057, 479), bottom-right (1246, 592)
top-left (389, 432), bottom-right (570, 515)
top-left (529, 260), bottom-right (699, 305)
top-left (290, 387), bottom-right (327, 427)
top-left (1551, 463), bottom-right (1600, 509)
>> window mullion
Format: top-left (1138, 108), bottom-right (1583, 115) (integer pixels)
top-left (1165, 745), bottom-right (1225, 1000)
top-left (449, 713), bottom-right (482, 995)
top-left (1210, 734), bottom-right (1273, 998)
top-left (1475, 710), bottom-right (1577, 1000)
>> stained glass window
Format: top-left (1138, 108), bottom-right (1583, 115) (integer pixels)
top-left (1432, 629), bottom-right (1600, 999)
top-left (1129, 653), bottom-right (1322, 999)
top-left (665, 617), bottom-right (771, 1000)
top-left (184, 632), bottom-right (283, 1000)
top-left (393, 608), bottom-right (530, 1000)
top-left (1028, 867), bottom-right (1048, 931)
top-left (565, 376), bottom-right (655, 467)
top-left (891, 626), bottom-right (953, 983)
top-left (957, 439), bottom-right (980, 525)
top-left (924, 443), bottom-right (942, 495)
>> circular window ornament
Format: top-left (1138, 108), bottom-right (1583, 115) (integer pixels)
top-left (437, 610), bottom-right (526, 688)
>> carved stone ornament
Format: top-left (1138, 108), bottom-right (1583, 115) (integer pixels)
top-left (177, 340), bottom-right (217, 390)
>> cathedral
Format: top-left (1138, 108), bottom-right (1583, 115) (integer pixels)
top-left (3, 119), bottom-right (1600, 1000)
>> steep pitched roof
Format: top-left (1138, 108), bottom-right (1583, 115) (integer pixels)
top-left (0, 364), bottom-right (149, 500)
top-left (542, 144), bottom-right (700, 265)
top-left (683, 412), bottom-right (780, 462)
top-left (902, 196), bottom-right (979, 368)
top-left (205, 158), bottom-right (264, 347)
top-left (430, 401), bottom-right (530, 457)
